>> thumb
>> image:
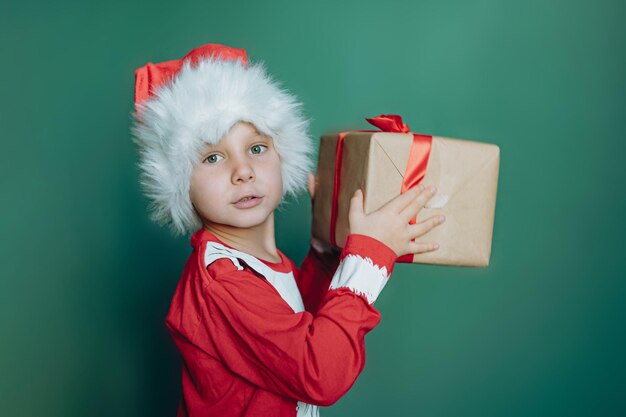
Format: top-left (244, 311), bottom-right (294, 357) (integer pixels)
top-left (348, 189), bottom-right (364, 219)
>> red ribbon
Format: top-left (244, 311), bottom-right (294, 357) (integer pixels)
top-left (330, 114), bottom-right (433, 263)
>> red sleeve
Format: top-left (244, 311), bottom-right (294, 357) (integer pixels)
top-left (199, 234), bottom-right (398, 407)
top-left (296, 237), bottom-right (342, 314)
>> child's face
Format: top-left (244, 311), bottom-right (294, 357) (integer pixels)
top-left (189, 121), bottom-right (283, 230)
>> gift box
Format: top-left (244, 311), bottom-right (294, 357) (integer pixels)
top-left (311, 114), bottom-right (500, 267)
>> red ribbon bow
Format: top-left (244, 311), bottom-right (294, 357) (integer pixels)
top-left (365, 114), bottom-right (411, 133)
top-left (330, 114), bottom-right (433, 262)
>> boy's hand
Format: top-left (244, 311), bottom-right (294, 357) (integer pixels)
top-left (348, 184), bottom-right (445, 258)
top-left (307, 172), bottom-right (317, 201)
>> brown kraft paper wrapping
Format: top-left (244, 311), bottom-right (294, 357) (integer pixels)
top-left (311, 131), bottom-right (500, 267)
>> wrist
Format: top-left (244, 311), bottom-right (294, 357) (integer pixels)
top-left (341, 234), bottom-right (398, 276)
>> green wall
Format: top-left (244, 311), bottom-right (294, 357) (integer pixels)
top-left (1, 0), bottom-right (624, 415)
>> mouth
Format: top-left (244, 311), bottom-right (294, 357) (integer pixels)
top-left (232, 194), bottom-right (264, 209)
top-left (233, 194), bottom-right (262, 204)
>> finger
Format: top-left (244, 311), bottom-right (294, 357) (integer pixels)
top-left (407, 240), bottom-right (440, 254)
top-left (348, 189), bottom-right (365, 220)
top-left (382, 185), bottom-right (422, 213)
top-left (407, 214), bottom-right (445, 238)
top-left (400, 184), bottom-right (438, 220)
top-left (307, 173), bottom-right (315, 199)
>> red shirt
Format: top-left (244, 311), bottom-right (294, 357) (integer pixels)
top-left (165, 229), bottom-right (397, 416)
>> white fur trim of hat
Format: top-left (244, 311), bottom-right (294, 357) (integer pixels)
top-left (130, 44), bottom-right (315, 237)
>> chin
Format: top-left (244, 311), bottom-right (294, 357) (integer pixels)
top-left (221, 205), bottom-right (274, 228)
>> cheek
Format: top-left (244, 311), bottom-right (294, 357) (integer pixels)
top-left (190, 170), bottom-right (219, 208)
top-left (262, 155), bottom-right (283, 189)
top-left (269, 151), bottom-right (282, 173)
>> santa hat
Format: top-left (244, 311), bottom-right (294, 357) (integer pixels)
top-left (131, 43), bottom-right (315, 237)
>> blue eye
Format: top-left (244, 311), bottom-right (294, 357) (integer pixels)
top-left (251, 144), bottom-right (268, 154)
top-left (204, 154), bottom-right (223, 164)
top-left (203, 144), bottom-right (267, 164)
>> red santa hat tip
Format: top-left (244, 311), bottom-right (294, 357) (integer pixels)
top-left (130, 43), bottom-right (314, 236)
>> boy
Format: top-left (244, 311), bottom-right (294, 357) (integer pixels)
top-left (131, 43), bottom-right (445, 417)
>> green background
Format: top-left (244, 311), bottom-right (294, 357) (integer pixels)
top-left (1, 0), bottom-right (625, 415)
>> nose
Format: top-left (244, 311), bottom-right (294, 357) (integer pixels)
top-left (230, 154), bottom-right (256, 184)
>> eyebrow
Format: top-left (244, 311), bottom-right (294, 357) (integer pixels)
top-left (202, 133), bottom-right (268, 151)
